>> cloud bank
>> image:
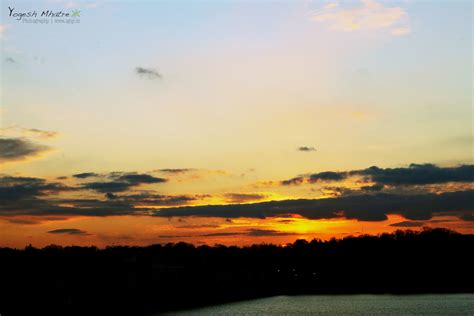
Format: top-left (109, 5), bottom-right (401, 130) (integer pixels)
top-left (0, 163), bottom-right (472, 225)
top-left (281, 164), bottom-right (474, 186)
top-left (155, 190), bottom-right (474, 222)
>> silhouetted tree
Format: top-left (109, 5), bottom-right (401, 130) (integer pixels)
top-left (0, 228), bottom-right (472, 315)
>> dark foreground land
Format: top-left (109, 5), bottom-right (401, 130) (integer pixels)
top-left (1, 228), bottom-right (473, 315)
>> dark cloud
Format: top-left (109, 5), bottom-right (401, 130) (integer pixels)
top-left (281, 163), bottom-right (474, 187)
top-left (115, 193), bottom-right (197, 206)
top-left (360, 184), bottom-right (385, 191)
top-left (0, 176), bottom-right (149, 217)
top-left (105, 192), bottom-right (118, 200)
top-left (73, 172), bottom-right (99, 179)
top-left (320, 186), bottom-right (354, 197)
top-left (159, 168), bottom-right (194, 174)
top-left (2, 216), bottom-right (68, 225)
top-left (0, 137), bottom-right (49, 162)
top-left (0, 175), bottom-right (197, 217)
top-left (154, 190), bottom-right (474, 222)
top-left (1, 197), bottom-right (147, 217)
top-left (81, 173), bottom-right (167, 193)
top-left (115, 173), bottom-right (166, 184)
top-left (47, 228), bottom-right (89, 235)
top-left (281, 176), bottom-right (305, 186)
top-left (2, 162), bottom-right (473, 224)
top-left (282, 171), bottom-right (348, 185)
top-left (4, 57), bottom-right (15, 63)
top-left (246, 229), bottom-right (296, 236)
top-left (309, 171), bottom-right (347, 182)
top-left (298, 146), bottom-right (316, 152)
top-left (0, 176), bottom-right (71, 201)
top-left (224, 193), bottom-right (266, 203)
top-left (352, 163), bottom-right (474, 186)
top-left (390, 221), bottom-right (425, 227)
top-left (389, 219), bottom-right (457, 227)
top-left (62, 199), bottom-right (151, 216)
top-left (135, 67), bottom-right (162, 79)
top-left (160, 228), bottom-right (296, 238)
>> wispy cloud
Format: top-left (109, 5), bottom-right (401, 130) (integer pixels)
top-left (312, 0), bottom-right (411, 36)
top-left (1, 126), bottom-right (59, 139)
top-left (25, 128), bottom-right (59, 139)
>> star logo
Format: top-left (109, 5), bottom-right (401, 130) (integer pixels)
top-left (71, 10), bottom-right (81, 17)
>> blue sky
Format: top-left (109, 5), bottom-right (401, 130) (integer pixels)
top-left (1, 0), bottom-right (472, 178)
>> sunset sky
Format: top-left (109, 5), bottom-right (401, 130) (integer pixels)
top-left (0, 0), bottom-right (473, 248)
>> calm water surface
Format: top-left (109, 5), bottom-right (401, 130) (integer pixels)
top-left (163, 294), bottom-right (474, 315)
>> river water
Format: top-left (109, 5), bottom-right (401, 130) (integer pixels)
top-left (163, 294), bottom-right (474, 315)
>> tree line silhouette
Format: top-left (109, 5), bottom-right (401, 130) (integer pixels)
top-left (0, 228), bottom-right (472, 315)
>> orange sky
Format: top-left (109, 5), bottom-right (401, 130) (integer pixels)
top-left (1, 208), bottom-right (473, 248)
